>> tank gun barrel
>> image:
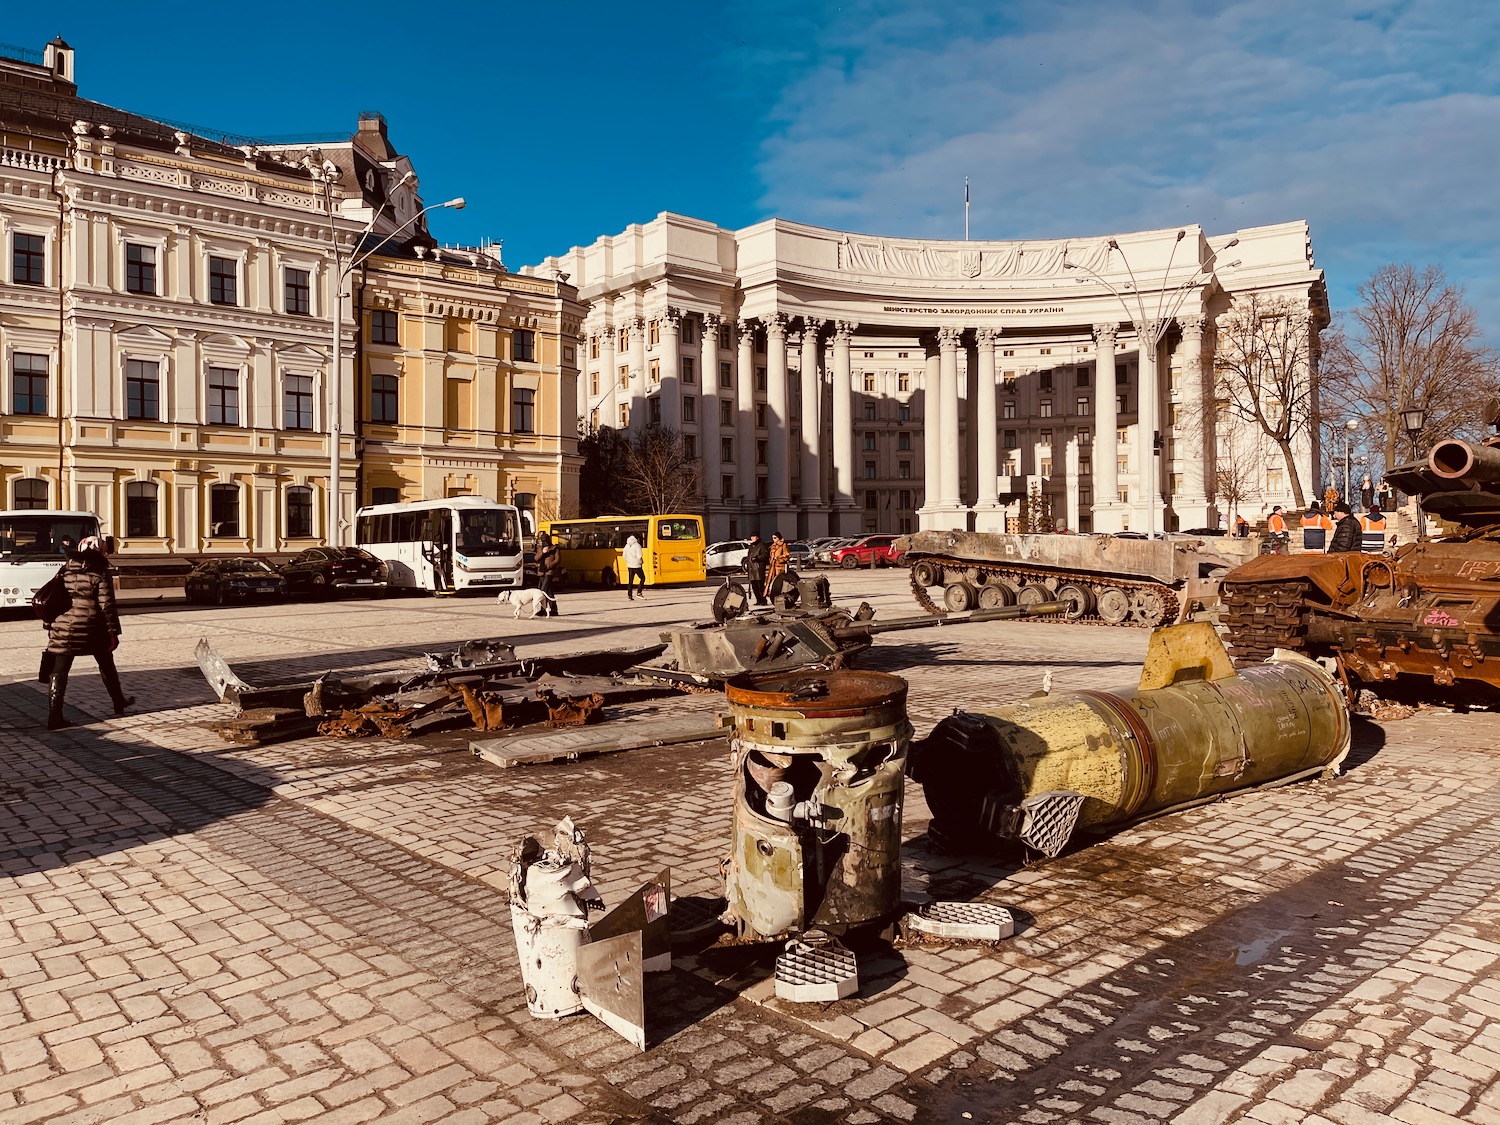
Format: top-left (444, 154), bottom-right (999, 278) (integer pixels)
top-left (1429, 439), bottom-right (1500, 482)
top-left (832, 600), bottom-right (1067, 639)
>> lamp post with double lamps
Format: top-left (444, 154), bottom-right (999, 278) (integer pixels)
top-left (1401, 404), bottom-right (1427, 540)
top-left (1064, 233), bottom-right (1239, 538)
top-left (1341, 418), bottom-right (1360, 509)
top-left (317, 167), bottom-right (464, 545)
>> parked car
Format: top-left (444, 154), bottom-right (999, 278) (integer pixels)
top-left (812, 537), bottom-right (854, 567)
top-left (830, 534), bottom-right (905, 569)
top-left (705, 539), bottom-right (751, 574)
top-left (279, 546), bottom-right (388, 597)
top-left (787, 542), bottom-right (814, 570)
top-left (184, 557), bottom-right (286, 604)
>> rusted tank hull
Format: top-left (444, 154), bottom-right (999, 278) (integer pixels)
top-left (908, 624), bottom-right (1350, 854)
top-left (723, 671), bottom-right (912, 941)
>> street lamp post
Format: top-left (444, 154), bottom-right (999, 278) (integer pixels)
top-left (319, 173), bottom-right (464, 545)
top-left (1401, 404), bottom-right (1426, 540)
top-left (1341, 418), bottom-right (1360, 509)
top-left (1064, 234), bottom-right (1239, 538)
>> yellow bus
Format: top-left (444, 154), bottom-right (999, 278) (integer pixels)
top-left (540, 513), bottom-right (706, 588)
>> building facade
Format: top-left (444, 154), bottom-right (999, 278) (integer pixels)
top-left (0, 39), bottom-right (579, 555)
top-left (535, 213), bottom-right (1328, 542)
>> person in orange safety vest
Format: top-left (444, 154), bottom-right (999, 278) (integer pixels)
top-left (1360, 504), bottom-right (1388, 553)
top-left (1300, 501), bottom-right (1333, 552)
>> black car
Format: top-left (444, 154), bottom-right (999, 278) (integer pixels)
top-left (184, 557), bottom-right (286, 604)
top-left (279, 546), bottom-right (388, 597)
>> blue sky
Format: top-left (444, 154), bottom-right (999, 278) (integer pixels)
top-left (10, 1), bottom-right (1500, 334)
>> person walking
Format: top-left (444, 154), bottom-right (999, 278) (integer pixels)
top-left (1300, 501), bottom-right (1333, 553)
top-left (745, 533), bottom-right (770, 606)
top-left (766, 531), bottom-right (791, 601)
top-left (43, 535), bottom-right (134, 730)
top-left (535, 532), bottom-right (562, 616)
top-left (623, 534), bottom-right (646, 600)
top-left (1328, 502), bottom-right (1362, 553)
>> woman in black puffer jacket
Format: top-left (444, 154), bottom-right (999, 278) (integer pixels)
top-left (44, 536), bottom-right (134, 730)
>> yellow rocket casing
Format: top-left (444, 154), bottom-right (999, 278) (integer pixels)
top-left (910, 623), bottom-right (1351, 851)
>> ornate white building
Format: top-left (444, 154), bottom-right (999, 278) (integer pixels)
top-left (534, 213), bottom-right (1328, 541)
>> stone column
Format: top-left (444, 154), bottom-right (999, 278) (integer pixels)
top-left (798, 319), bottom-right (826, 538)
top-left (919, 341), bottom-right (940, 527)
top-left (735, 319), bottom-right (757, 524)
top-left (1064, 436), bottom-right (1081, 533)
top-left (973, 327), bottom-right (1003, 531)
top-left (1092, 323), bottom-right (1123, 533)
top-left (1175, 315), bottom-right (1209, 528)
top-left (628, 316), bottom-right (646, 430)
top-left (597, 327), bottom-right (615, 432)
top-left (831, 321), bottom-right (855, 534)
top-left (701, 314), bottom-right (721, 506)
top-left (1135, 323), bottom-right (1161, 535)
top-left (765, 313), bottom-right (792, 515)
top-left (937, 325), bottom-right (964, 529)
top-left (658, 307), bottom-right (681, 431)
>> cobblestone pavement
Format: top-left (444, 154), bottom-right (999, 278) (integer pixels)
top-left (4, 573), bottom-right (1500, 1124)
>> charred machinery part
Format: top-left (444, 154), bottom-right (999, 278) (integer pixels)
top-left (509, 817), bottom-right (603, 1020)
top-left (723, 670), bottom-right (914, 943)
top-left (713, 580), bottom-right (753, 624)
top-left (907, 623), bottom-right (1351, 855)
top-left (774, 930), bottom-right (859, 1003)
top-left (898, 529), bottom-right (1251, 627)
top-left (538, 689), bottom-right (606, 728)
top-left (454, 681), bottom-right (508, 731)
top-left (425, 638), bottom-right (518, 670)
top-left (666, 600), bottom-right (1067, 682)
top-left (316, 702), bottom-right (416, 739)
top-left (1221, 428), bottom-right (1500, 704)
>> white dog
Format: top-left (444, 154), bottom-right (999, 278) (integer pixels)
top-left (497, 587), bottom-right (556, 619)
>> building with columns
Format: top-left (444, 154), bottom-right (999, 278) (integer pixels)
top-left (534, 213), bottom-right (1327, 542)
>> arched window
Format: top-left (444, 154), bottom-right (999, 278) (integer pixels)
top-left (126, 481), bottom-right (158, 537)
top-left (209, 483), bottom-right (240, 537)
top-left (13, 477), bottom-right (48, 509)
top-left (286, 486), bottom-right (313, 539)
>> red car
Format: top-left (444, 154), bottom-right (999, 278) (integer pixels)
top-left (831, 534), bottom-right (904, 568)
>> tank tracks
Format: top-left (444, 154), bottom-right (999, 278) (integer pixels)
top-left (1220, 580), bottom-right (1311, 665)
top-left (908, 557), bottom-right (1180, 628)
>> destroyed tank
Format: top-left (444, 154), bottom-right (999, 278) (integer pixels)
top-left (1221, 427), bottom-right (1500, 705)
top-left (898, 529), bottom-right (1250, 626)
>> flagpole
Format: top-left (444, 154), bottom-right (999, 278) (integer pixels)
top-left (964, 177), bottom-right (970, 241)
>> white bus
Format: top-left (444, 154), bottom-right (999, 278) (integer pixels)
top-left (0, 509), bottom-right (105, 610)
top-left (354, 497), bottom-right (524, 593)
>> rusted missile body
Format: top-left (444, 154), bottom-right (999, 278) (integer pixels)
top-left (723, 671), bottom-right (913, 942)
top-left (907, 623), bottom-right (1351, 855)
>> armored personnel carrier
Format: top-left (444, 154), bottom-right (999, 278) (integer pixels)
top-left (899, 529), bottom-right (1250, 626)
top-left (1221, 425), bottom-right (1500, 704)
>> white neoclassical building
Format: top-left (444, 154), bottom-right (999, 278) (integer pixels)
top-left (533, 213), bottom-right (1328, 542)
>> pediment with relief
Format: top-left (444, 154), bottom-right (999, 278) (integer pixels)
top-left (115, 323), bottom-right (175, 346)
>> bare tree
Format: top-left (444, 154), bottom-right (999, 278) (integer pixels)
top-left (618, 426), bottom-right (702, 514)
top-left (1213, 294), bottom-right (1319, 508)
top-left (1211, 424), bottom-right (1260, 526)
top-left (1320, 264), bottom-right (1500, 469)
top-left (577, 426), bottom-right (632, 517)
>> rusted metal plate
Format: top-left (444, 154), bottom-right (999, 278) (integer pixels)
top-left (589, 871), bottom-right (671, 973)
top-left (577, 931), bottom-right (645, 1051)
top-left (538, 689), bottom-right (605, 728)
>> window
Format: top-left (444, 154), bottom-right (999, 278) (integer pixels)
top-left (650, 359), bottom-right (660, 385)
top-left (210, 483), bottom-right (240, 537)
top-left (756, 404), bottom-right (768, 428)
top-left (285, 267), bottom-right (310, 315)
top-left (12, 233), bottom-right (45, 285)
top-left (126, 244), bottom-right (156, 295)
top-left (898, 431), bottom-right (911, 451)
top-left (863, 351), bottom-right (874, 359)
top-left (683, 395), bottom-right (696, 423)
top-left (514, 329), bottom-right (536, 363)
top-left (618, 403), bottom-right (629, 427)
top-left (650, 397), bottom-right (662, 425)
top-left (126, 359), bottom-right (160, 420)
top-left (864, 373), bottom-right (876, 393)
top-left (1002, 349), bottom-right (1015, 357)
top-left (1076, 397), bottom-right (1089, 416)
top-left (1002, 374), bottom-right (1018, 393)
top-left (207, 367), bottom-right (240, 426)
top-left (648, 320), bottom-right (660, 346)
top-left (619, 365), bottom-right (629, 389)
top-left (719, 325), bottom-right (731, 350)
top-left (283, 374), bottom-right (314, 430)
top-left (1040, 372), bottom-right (1053, 392)
top-left (590, 372), bottom-right (600, 397)
top-left (126, 481), bottom-right (157, 537)
top-left (1041, 458), bottom-right (1053, 476)
top-left (513, 387), bottom-right (535, 433)
top-left (864, 461), bottom-right (877, 480)
top-left (899, 489), bottom-right (912, 509)
top-left (865, 491), bottom-right (878, 510)
top-left (681, 319), bottom-right (695, 346)
top-left (590, 336), bottom-right (600, 359)
top-left (722, 475), bottom-right (734, 498)
top-left (1003, 429), bottom-right (1018, 450)
top-left (864, 433), bottom-right (877, 451)
top-left (682, 357), bottom-right (695, 385)
top-left (371, 486), bottom-right (400, 506)
top-left (1116, 363), bottom-right (1128, 387)
top-left (1040, 348), bottom-right (1052, 356)
top-left (1118, 487), bottom-right (1130, 505)
top-left (1079, 428), bottom-right (1091, 445)
top-left (209, 256), bottom-right (237, 305)
top-left (684, 434), bottom-right (697, 459)
top-left (1117, 456), bottom-right (1129, 475)
top-left (12, 352), bottom-right (47, 415)
top-left (863, 402), bottom-right (876, 422)
top-left (1117, 394), bottom-right (1127, 412)
top-left (1080, 458), bottom-right (1092, 476)
top-left (720, 361), bottom-right (732, 388)
top-left (1267, 468), bottom-right (1285, 492)
top-left (1040, 400), bottom-right (1052, 418)
top-left (756, 476), bottom-right (767, 502)
top-left (618, 327), bottom-right (629, 352)
top-left (898, 373), bottom-right (910, 392)
top-left (1117, 427), bottom-right (1129, 445)
top-left (756, 366), bottom-right (767, 391)
top-left (721, 437), bottom-right (733, 463)
top-left (1040, 429), bottom-right (1053, 446)
top-left (899, 461), bottom-right (911, 479)
top-left (720, 400), bottom-right (733, 427)
top-left (14, 478), bottom-right (47, 509)
top-left (1003, 401), bottom-right (1016, 420)
top-left (371, 374), bottom-right (398, 423)
top-left (1169, 473), bottom-right (1183, 497)
top-left (286, 486), bottom-right (313, 538)
top-left (756, 440), bottom-right (767, 465)
top-left (898, 404), bottom-right (911, 422)
top-left (1078, 368), bottom-right (1090, 387)
top-left (372, 310), bottom-right (398, 344)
